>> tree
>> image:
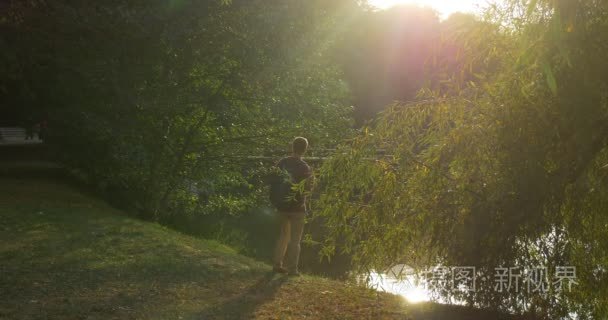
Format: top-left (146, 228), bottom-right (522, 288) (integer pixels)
top-left (314, 0), bottom-right (608, 318)
top-left (2, 0), bottom-right (356, 218)
top-left (337, 5), bottom-right (441, 123)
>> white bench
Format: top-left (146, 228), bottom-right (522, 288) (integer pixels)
top-left (0, 127), bottom-right (42, 144)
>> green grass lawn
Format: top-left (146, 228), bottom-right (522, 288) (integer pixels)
top-left (0, 177), bottom-right (520, 319)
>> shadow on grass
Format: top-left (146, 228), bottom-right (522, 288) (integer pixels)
top-left (0, 179), bottom-right (276, 319)
top-left (196, 271), bottom-right (287, 320)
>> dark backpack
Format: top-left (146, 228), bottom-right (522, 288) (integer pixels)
top-left (269, 168), bottom-right (299, 211)
top-left (269, 157), bottom-right (311, 211)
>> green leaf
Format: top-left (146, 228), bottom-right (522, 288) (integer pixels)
top-left (527, 0), bottom-right (538, 17)
top-left (543, 62), bottom-right (558, 95)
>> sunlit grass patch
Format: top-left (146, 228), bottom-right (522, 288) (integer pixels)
top-left (0, 178), bottom-right (269, 319)
top-left (0, 178), bottom-right (523, 319)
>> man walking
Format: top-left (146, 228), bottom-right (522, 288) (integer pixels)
top-left (271, 137), bottom-right (313, 276)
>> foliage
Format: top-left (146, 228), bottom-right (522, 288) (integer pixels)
top-left (336, 5), bottom-right (441, 122)
top-left (336, 6), bottom-right (494, 124)
top-left (315, 0), bottom-right (608, 318)
top-left (1, 0), bottom-right (356, 218)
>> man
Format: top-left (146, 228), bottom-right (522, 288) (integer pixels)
top-left (272, 137), bottom-right (313, 276)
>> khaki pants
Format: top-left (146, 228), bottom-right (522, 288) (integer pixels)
top-left (273, 211), bottom-right (306, 273)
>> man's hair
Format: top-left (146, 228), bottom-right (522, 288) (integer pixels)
top-left (292, 137), bottom-right (308, 155)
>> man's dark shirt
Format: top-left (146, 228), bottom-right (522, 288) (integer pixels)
top-left (277, 156), bottom-right (312, 213)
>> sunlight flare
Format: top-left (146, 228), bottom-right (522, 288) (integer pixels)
top-left (368, 0), bottom-right (482, 17)
top-left (368, 272), bottom-right (431, 304)
top-left (402, 286), bottom-right (430, 304)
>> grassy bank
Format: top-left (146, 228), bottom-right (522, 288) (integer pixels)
top-left (0, 177), bottom-right (520, 319)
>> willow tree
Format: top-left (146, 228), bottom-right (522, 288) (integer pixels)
top-left (315, 0), bottom-right (608, 318)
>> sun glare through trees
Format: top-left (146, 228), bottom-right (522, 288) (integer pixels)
top-left (368, 0), bottom-right (484, 16)
top-left (3, 0), bottom-right (608, 319)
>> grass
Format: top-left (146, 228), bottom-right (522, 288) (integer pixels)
top-left (0, 177), bottom-right (521, 319)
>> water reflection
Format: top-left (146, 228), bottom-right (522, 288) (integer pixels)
top-left (365, 265), bottom-right (431, 303)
